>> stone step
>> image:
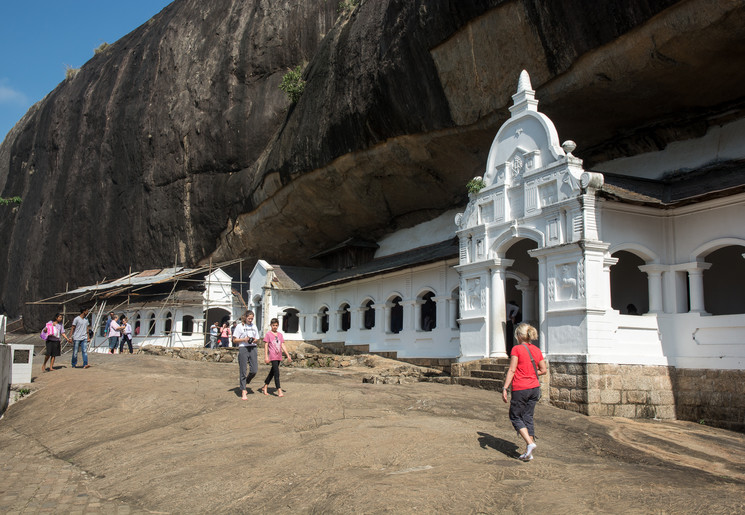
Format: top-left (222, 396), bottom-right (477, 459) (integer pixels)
top-left (471, 370), bottom-right (505, 380)
top-left (371, 351), bottom-right (398, 359)
top-left (480, 363), bottom-right (509, 372)
top-left (345, 344), bottom-right (371, 354)
top-left (454, 377), bottom-right (504, 391)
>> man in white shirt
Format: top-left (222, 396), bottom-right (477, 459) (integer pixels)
top-left (233, 311), bottom-right (261, 400)
top-left (71, 307), bottom-right (91, 368)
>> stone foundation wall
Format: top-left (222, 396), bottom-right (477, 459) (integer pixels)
top-left (549, 360), bottom-right (745, 432)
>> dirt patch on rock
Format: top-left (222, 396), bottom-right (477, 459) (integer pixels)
top-left (1, 353), bottom-right (744, 514)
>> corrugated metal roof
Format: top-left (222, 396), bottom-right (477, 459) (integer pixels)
top-left (66, 267), bottom-right (191, 295)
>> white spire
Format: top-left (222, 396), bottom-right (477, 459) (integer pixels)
top-left (516, 69), bottom-right (532, 93)
top-left (509, 70), bottom-right (538, 115)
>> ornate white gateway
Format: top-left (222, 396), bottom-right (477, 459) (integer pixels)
top-left (455, 70), bottom-right (609, 361)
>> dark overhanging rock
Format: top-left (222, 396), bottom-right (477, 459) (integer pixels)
top-left (1, 0), bottom-right (744, 329)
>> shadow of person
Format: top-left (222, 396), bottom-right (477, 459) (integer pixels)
top-left (477, 431), bottom-right (520, 459)
top-left (228, 387), bottom-right (244, 398)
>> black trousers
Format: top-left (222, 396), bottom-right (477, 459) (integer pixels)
top-left (119, 335), bottom-right (133, 353)
top-left (264, 360), bottom-right (281, 389)
top-left (509, 387), bottom-right (540, 436)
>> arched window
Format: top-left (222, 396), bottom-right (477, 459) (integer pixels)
top-left (363, 300), bottom-right (375, 329)
top-left (182, 315), bottom-right (194, 336)
top-left (420, 291), bottom-right (436, 331)
top-left (319, 307), bottom-right (329, 334)
top-left (164, 312), bottom-right (173, 334)
top-left (610, 251), bottom-right (649, 314)
top-left (134, 313), bottom-right (141, 336)
top-left (704, 245), bottom-right (745, 315)
top-left (390, 296), bottom-right (403, 334)
top-left (283, 308), bottom-right (300, 334)
top-left (148, 313), bottom-right (156, 336)
top-left (340, 304), bottom-right (351, 332)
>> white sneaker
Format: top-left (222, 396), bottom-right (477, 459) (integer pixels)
top-left (525, 442), bottom-right (537, 459)
top-left (518, 453), bottom-right (533, 461)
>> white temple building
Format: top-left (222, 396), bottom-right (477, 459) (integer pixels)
top-left (249, 71), bottom-right (745, 429)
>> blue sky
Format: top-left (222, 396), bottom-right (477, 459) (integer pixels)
top-left (0, 0), bottom-right (173, 140)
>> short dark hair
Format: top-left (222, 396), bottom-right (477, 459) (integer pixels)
top-left (270, 318), bottom-right (279, 325)
top-left (80, 307), bottom-right (89, 314)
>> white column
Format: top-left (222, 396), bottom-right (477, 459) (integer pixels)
top-left (384, 305), bottom-right (391, 333)
top-left (687, 262), bottom-right (712, 313)
top-left (448, 298), bottom-right (458, 330)
top-left (404, 300), bottom-right (417, 331)
top-left (489, 260), bottom-right (513, 358)
top-left (603, 256), bottom-right (619, 311)
top-left (414, 300), bottom-right (423, 331)
top-left (537, 256), bottom-right (547, 353)
top-left (516, 281), bottom-right (537, 323)
top-left (433, 296), bottom-right (448, 331)
top-left (336, 310), bottom-right (343, 332)
top-left (639, 265), bottom-right (664, 314)
top-left (357, 308), bottom-right (366, 330)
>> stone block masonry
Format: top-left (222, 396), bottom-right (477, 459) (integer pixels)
top-left (549, 359), bottom-right (745, 432)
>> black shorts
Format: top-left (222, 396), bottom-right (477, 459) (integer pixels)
top-left (46, 339), bottom-right (61, 357)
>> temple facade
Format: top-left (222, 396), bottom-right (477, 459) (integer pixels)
top-left (249, 72), bottom-right (745, 429)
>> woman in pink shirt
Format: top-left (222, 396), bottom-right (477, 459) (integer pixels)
top-left (261, 318), bottom-right (292, 397)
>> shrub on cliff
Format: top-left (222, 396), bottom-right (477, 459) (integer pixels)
top-left (279, 65), bottom-right (305, 104)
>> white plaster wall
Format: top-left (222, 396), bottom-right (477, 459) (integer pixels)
top-left (376, 209), bottom-right (459, 257)
top-left (594, 118), bottom-right (745, 180)
top-left (601, 206), bottom-right (666, 262)
top-left (264, 261), bottom-right (461, 358)
top-left (670, 197), bottom-right (745, 261)
top-left (659, 313), bottom-right (745, 370)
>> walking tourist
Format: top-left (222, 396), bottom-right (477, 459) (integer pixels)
top-left (219, 322), bottom-right (231, 347)
top-left (261, 317), bottom-right (292, 397)
top-left (108, 314), bottom-right (123, 353)
top-left (119, 316), bottom-right (133, 354)
top-left (42, 313), bottom-right (71, 372)
top-left (233, 311), bottom-right (260, 400)
top-left (71, 307), bottom-right (91, 368)
top-left (501, 323), bottom-right (547, 461)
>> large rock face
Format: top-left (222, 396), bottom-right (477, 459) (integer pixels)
top-left (1, 0), bottom-right (744, 327)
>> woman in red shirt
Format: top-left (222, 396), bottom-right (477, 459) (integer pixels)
top-left (502, 323), bottom-right (547, 461)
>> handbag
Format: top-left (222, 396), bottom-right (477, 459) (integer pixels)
top-left (520, 342), bottom-right (542, 400)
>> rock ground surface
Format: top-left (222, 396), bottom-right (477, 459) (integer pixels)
top-left (1, 352), bottom-right (744, 514)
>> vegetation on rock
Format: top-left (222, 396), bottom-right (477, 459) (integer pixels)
top-left (0, 196), bottom-right (22, 206)
top-left (279, 65), bottom-right (306, 104)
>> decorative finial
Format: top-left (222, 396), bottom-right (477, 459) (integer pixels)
top-left (562, 140), bottom-right (577, 156)
top-left (517, 70), bottom-right (532, 93)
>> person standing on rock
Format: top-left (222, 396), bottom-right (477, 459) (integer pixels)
top-left (119, 316), bottom-right (133, 354)
top-left (261, 317), bottom-right (291, 397)
top-left (208, 321), bottom-right (219, 348)
top-left (71, 307), bottom-right (91, 368)
top-left (108, 314), bottom-right (123, 354)
top-left (219, 322), bottom-right (231, 348)
top-left (42, 313), bottom-right (72, 372)
top-left (502, 323), bottom-right (546, 461)
top-left (233, 311), bottom-right (260, 400)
